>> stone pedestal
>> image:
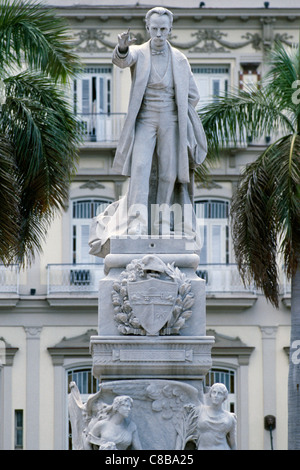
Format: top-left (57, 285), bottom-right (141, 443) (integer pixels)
top-left (86, 237), bottom-right (214, 449)
top-left (91, 237), bottom-right (214, 387)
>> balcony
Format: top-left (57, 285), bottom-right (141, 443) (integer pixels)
top-left (47, 263), bottom-right (104, 295)
top-left (45, 262), bottom-right (291, 310)
top-left (77, 113), bottom-right (126, 143)
top-left (46, 262), bottom-right (253, 295)
top-left (196, 263), bottom-right (257, 311)
top-left (196, 264), bottom-right (256, 294)
top-left (0, 264), bottom-right (19, 294)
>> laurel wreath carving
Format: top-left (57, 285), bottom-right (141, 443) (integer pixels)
top-left (111, 258), bottom-right (194, 335)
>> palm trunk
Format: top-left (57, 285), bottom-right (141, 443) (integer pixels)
top-left (288, 258), bottom-right (300, 449)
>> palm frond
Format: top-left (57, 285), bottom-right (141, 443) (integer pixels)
top-left (264, 41), bottom-right (300, 117)
top-left (264, 134), bottom-right (300, 278)
top-left (199, 85), bottom-right (295, 156)
top-left (231, 148), bottom-right (280, 307)
top-left (0, 70), bottom-right (80, 264)
top-left (0, 136), bottom-right (20, 264)
top-left (231, 134), bottom-right (300, 307)
top-left (0, 0), bottom-right (81, 82)
top-left (2, 71), bottom-right (80, 177)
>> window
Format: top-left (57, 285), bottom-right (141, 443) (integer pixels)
top-left (195, 199), bottom-right (230, 265)
top-left (73, 66), bottom-right (112, 141)
top-left (67, 367), bottom-right (99, 399)
top-left (67, 367), bottom-right (99, 450)
top-left (239, 63), bottom-right (261, 90)
top-left (14, 410), bottom-right (23, 450)
top-left (72, 199), bottom-right (110, 264)
top-left (206, 368), bottom-right (236, 413)
top-left (192, 65), bottom-right (229, 109)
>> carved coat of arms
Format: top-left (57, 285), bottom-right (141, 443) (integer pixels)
top-left (111, 255), bottom-right (195, 336)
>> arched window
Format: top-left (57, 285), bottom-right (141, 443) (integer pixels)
top-left (67, 367), bottom-right (99, 398)
top-left (205, 367), bottom-right (236, 413)
top-left (72, 199), bottom-right (110, 264)
top-left (195, 199), bottom-right (230, 265)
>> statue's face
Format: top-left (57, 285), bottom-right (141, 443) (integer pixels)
top-left (147, 13), bottom-right (171, 47)
top-left (210, 386), bottom-right (225, 406)
top-left (118, 400), bottom-right (132, 418)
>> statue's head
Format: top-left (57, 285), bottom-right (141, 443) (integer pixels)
top-left (112, 395), bottom-right (133, 418)
top-left (209, 383), bottom-right (228, 404)
top-left (145, 7), bottom-right (173, 44)
top-left (145, 7), bottom-right (173, 28)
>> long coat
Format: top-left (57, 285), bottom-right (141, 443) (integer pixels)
top-left (112, 40), bottom-right (207, 184)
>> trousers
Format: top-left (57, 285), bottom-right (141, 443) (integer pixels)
top-left (128, 107), bottom-right (179, 234)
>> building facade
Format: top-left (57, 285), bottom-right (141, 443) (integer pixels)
top-left (0, 0), bottom-right (298, 450)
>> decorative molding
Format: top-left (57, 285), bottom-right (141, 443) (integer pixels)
top-left (169, 30), bottom-right (262, 52)
top-left (91, 335), bottom-right (214, 379)
top-left (79, 180), bottom-right (106, 191)
top-left (24, 326), bottom-right (42, 339)
top-left (0, 337), bottom-right (18, 366)
top-left (71, 28), bottom-right (263, 54)
top-left (72, 29), bottom-right (145, 53)
top-left (72, 29), bottom-right (113, 52)
top-left (260, 16), bottom-right (276, 50)
top-left (70, 26), bottom-right (296, 56)
top-left (274, 33), bottom-right (295, 47)
top-left (260, 326), bottom-right (278, 339)
top-left (207, 329), bottom-right (255, 365)
top-left (47, 329), bottom-right (97, 365)
top-left (196, 180), bottom-right (223, 190)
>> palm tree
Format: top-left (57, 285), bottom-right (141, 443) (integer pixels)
top-left (0, 0), bottom-right (81, 265)
top-left (198, 41), bottom-right (300, 449)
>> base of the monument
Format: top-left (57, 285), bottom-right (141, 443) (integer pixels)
top-left (86, 236), bottom-right (214, 450)
top-left (91, 334), bottom-right (214, 383)
top-left (85, 378), bottom-right (202, 450)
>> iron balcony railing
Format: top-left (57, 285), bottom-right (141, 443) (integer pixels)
top-left (0, 264), bottom-right (19, 294)
top-left (76, 113), bottom-right (126, 143)
top-left (47, 263), bottom-right (105, 295)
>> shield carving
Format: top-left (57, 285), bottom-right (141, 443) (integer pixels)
top-left (127, 278), bottom-right (178, 335)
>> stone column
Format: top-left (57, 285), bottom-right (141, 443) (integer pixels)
top-left (0, 340), bottom-right (18, 449)
top-left (24, 327), bottom-right (42, 450)
top-left (238, 356), bottom-right (250, 450)
top-left (0, 365), bottom-right (13, 449)
top-left (51, 356), bottom-right (67, 450)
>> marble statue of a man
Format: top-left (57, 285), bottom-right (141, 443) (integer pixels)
top-left (89, 7), bottom-right (207, 257)
top-left (112, 7), bottom-right (207, 236)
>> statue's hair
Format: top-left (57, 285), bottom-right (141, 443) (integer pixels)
top-left (96, 395), bottom-right (133, 420)
top-left (145, 7), bottom-right (173, 27)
